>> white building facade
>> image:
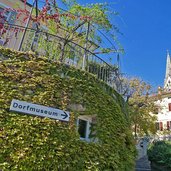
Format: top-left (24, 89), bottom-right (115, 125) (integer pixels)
top-left (155, 97), bottom-right (171, 131)
top-left (154, 51), bottom-right (171, 137)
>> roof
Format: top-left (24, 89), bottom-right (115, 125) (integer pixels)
top-left (149, 91), bottom-right (171, 102)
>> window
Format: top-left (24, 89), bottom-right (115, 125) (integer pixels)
top-left (0, 7), bottom-right (9, 21)
top-left (156, 122), bottom-right (159, 131)
top-left (167, 121), bottom-right (171, 130)
top-left (77, 118), bottom-right (91, 141)
top-left (0, 7), bottom-right (6, 24)
top-left (153, 107), bottom-right (158, 114)
top-left (160, 122), bottom-right (163, 131)
top-left (77, 115), bottom-right (96, 142)
top-left (7, 11), bottom-right (17, 25)
top-left (156, 122), bottom-right (163, 131)
top-left (169, 103), bottom-right (171, 111)
top-left (78, 119), bottom-right (89, 139)
top-left (0, 4), bottom-right (17, 25)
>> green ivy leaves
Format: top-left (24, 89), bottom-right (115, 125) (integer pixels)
top-left (0, 48), bottom-right (136, 171)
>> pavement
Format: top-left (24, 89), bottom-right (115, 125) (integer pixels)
top-left (135, 138), bottom-right (151, 171)
top-left (135, 155), bottom-right (151, 171)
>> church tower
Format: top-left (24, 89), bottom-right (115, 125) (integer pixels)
top-left (164, 51), bottom-right (171, 91)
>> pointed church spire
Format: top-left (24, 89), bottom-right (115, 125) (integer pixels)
top-left (165, 50), bottom-right (171, 79)
top-left (167, 50), bottom-right (170, 59)
top-left (164, 50), bottom-right (171, 91)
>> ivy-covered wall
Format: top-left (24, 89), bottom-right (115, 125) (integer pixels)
top-left (0, 47), bottom-right (136, 171)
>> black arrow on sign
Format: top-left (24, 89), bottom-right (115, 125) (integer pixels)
top-left (61, 111), bottom-right (68, 120)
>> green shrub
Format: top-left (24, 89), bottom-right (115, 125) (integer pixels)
top-left (148, 141), bottom-right (171, 168)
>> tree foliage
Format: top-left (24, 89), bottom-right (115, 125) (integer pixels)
top-left (121, 77), bottom-right (157, 137)
top-left (0, 0), bottom-right (122, 63)
top-left (148, 141), bottom-right (171, 169)
top-left (41, 0), bottom-right (122, 59)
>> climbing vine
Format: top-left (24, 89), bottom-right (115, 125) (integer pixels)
top-left (0, 47), bottom-right (136, 171)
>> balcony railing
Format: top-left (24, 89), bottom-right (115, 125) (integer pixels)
top-left (0, 23), bottom-right (121, 91)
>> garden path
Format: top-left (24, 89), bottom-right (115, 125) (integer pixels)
top-left (135, 155), bottom-right (151, 171)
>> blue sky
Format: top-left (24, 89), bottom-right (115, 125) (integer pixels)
top-left (27, 0), bottom-right (171, 90)
top-left (113, 0), bottom-right (170, 90)
top-left (76, 0), bottom-right (170, 90)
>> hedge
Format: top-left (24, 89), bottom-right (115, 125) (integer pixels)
top-left (148, 141), bottom-right (171, 170)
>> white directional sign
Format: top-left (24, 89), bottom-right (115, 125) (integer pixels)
top-left (10, 99), bottom-right (70, 122)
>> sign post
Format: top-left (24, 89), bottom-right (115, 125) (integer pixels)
top-left (10, 99), bottom-right (70, 122)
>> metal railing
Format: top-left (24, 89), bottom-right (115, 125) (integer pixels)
top-left (0, 23), bottom-right (121, 91)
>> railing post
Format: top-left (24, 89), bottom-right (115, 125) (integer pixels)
top-left (18, 0), bottom-right (35, 51)
top-left (82, 22), bottom-right (90, 70)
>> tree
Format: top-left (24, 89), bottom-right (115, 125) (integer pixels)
top-left (0, 0), bottom-right (122, 66)
top-left (0, 0), bottom-right (122, 86)
top-left (32, 0), bottom-right (122, 61)
top-left (121, 77), bottom-right (157, 137)
top-left (62, 1), bottom-right (123, 54)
